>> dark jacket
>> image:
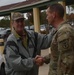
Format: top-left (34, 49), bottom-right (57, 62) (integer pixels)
top-left (4, 29), bottom-right (55, 75)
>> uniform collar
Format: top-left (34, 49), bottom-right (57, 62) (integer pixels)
top-left (57, 21), bottom-right (67, 30)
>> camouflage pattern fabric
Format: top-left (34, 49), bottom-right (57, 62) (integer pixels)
top-left (49, 22), bottom-right (74, 75)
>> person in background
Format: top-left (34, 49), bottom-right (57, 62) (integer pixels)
top-left (35, 3), bottom-right (74, 75)
top-left (4, 12), bottom-right (56, 75)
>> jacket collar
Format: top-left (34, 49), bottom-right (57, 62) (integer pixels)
top-left (12, 28), bottom-right (27, 40)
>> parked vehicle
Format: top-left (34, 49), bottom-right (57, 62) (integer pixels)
top-left (0, 28), bottom-right (5, 32)
top-left (67, 19), bottom-right (74, 26)
top-left (0, 28), bottom-right (11, 41)
top-left (30, 25), bottom-right (34, 30)
top-left (25, 25), bottom-right (34, 31)
top-left (24, 26), bottom-right (30, 30)
top-left (40, 25), bottom-right (46, 33)
top-left (25, 24), bottom-right (50, 34)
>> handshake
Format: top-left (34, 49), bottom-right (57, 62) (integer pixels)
top-left (34, 55), bottom-right (45, 66)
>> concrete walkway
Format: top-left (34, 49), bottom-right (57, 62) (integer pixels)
top-left (39, 48), bottom-right (50, 75)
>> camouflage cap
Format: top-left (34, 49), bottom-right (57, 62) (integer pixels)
top-left (11, 12), bottom-right (24, 20)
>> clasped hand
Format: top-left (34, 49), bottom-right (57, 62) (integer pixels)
top-left (34, 55), bottom-right (45, 66)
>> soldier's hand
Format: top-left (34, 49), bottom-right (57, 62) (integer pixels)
top-left (34, 55), bottom-right (45, 66)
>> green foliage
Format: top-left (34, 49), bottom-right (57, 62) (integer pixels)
top-left (25, 19), bottom-right (31, 26)
top-left (0, 19), bottom-right (10, 28)
top-left (0, 11), bottom-right (48, 28)
top-left (71, 5), bottom-right (74, 9)
top-left (26, 10), bottom-right (48, 25)
top-left (26, 12), bottom-right (34, 25)
top-left (40, 10), bottom-right (48, 24)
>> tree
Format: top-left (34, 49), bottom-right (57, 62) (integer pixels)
top-left (26, 12), bottom-right (34, 25)
top-left (40, 10), bottom-right (48, 24)
top-left (0, 16), bottom-right (10, 28)
top-left (0, 19), bottom-right (10, 28)
top-left (3, 16), bottom-right (10, 20)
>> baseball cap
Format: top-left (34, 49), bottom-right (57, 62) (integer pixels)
top-left (11, 12), bottom-right (24, 20)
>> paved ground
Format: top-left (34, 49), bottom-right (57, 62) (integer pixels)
top-left (38, 48), bottom-right (50, 75)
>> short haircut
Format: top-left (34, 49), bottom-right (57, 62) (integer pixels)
top-left (48, 3), bottom-right (65, 18)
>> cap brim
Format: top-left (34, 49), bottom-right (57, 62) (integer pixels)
top-left (14, 17), bottom-right (24, 20)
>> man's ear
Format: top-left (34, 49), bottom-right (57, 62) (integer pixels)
top-left (53, 12), bottom-right (56, 18)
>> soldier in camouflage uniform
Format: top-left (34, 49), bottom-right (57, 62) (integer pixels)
top-left (35, 3), bottom-right (74, 75)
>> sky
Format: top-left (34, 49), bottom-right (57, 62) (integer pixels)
top-left (0, 0), bottom-right (26, 6)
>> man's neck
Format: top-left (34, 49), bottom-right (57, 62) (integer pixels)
top-left (53, 18), bottom-right (64, 29)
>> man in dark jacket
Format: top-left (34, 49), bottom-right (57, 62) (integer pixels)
top-left (4, 12), bottom-right (56, 75)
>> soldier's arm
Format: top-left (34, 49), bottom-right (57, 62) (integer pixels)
top-left (57, 29), bottom-right (74, 74)
top-left (43, 54), bottom-right (51, 64)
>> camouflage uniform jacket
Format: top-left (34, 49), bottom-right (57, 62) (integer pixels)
top-left (49, 21), bottom-right (74, 75)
